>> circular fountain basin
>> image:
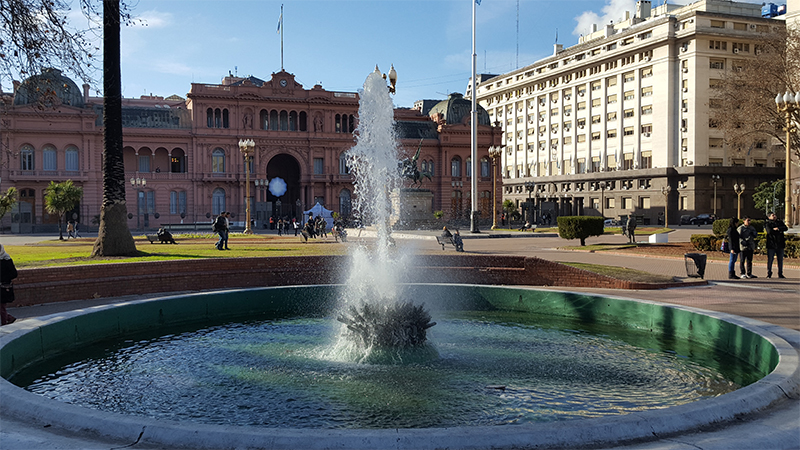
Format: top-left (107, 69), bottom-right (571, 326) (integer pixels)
top-left (1, 284), bottom-right (797, 450)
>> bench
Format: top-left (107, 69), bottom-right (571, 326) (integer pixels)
top-left (146, 230), bottom-right (178, 244)
top-left (160, 223), bottom-right (213, 232)
top-left (436, 235), bottom-right (464, 252)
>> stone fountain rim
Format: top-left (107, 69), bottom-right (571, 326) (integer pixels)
top-left (1, 284), bottom-right (797, 450)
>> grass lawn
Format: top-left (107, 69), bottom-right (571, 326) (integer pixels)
top-left (6, 233), bottom-right (346, 268)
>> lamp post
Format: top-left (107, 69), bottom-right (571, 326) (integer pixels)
top-left (733, 183), bottom-right (745, 220)
top-left (524, 181), bottom-right (536, 225)
top-left (711, 174), bottom-right (720, 217)
top-left (253, 179), bottom-right (267, 226)
top-left (661, 185), bottom-right (671, 227)
top-left (488, 145), bottom-right (503, 229)
top-left (130, 177), bottom-right (146, 230)
top-left (793, 187), bottom-right (800, 226)
top-left (776, 91), bottom-right (799, 227)
top-left (238, 138), bottom-right (255, 234)
top-left (599, 182), bottom-right (607, 218)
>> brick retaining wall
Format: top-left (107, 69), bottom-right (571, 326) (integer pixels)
top-left (10, 255), bottom-right (703, 307)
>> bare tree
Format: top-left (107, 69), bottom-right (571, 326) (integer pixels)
top-left (710, 26), bottom-right (800, 161)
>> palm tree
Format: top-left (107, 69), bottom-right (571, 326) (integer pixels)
top-left (0, 187), bottom-right (18, 233)
top-left (44, 180), bottom-right (83, 240)
top-left (92, 0), bottom-right (137, 256)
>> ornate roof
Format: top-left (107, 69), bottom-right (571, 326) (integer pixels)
top-left (13, 68), bottom-right (84, 108)
top-left (427, 93), bottom-right (490, 126)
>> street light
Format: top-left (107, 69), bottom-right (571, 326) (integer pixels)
top-left (488, 145), bottom-right (503, 229)
top-left (776, 90), bottom-right (799, 227)
top-left (661, 185), bottom-right (671, 226)
top-left (524, 181), bottom-right (536, 225)
top-left (733, 183), bottom-right (746, 220)
top-left (599, 182), bottom-right (608, 218)
top-left (130, 177), bottom-right (146, 230)
top-left (793, 187), bottom-right (800, 226)
top-left (711, 174), bottom-right (720, 216)
top-left (238, 138), bottom-right (255, 234)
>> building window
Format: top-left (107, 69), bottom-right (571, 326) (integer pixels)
top-left (591, 115), bottom-right (601, 124)
top-left (607, 112), bottom-right (617, 121)
top-left (640, 151), bottom-right (652, 169)
top-left (623, 153), bottom-right (634, 170)
top-left (339, 153), bottom-right (349, 174)
top-left (138, 154), bottom-right (150, 173)
top-left (466, 157), bottom-right (472, 177)
top-left (624, 108), bottom-right (634, 118)
top-left (577, 158), bottom-right (586, 173)
top-left (43, 146), bottom-right (57, 171)
top-left (451, 157), bottom-right (462, 177)
top-left (624, 126), bottom-right (634, 136)
top-left (592, 98), bottom-right (601, 107)
top-left (20, 145), bottom-right (34, 171)
top-left (710, 20), bottom-right (725, 29)
top-left (428, 159), bottom-right (435, 176)
top-left (592, 132), bottom-right (601, 141)
top-left (481, 157), bottom-right (490, 177)
top-left (314, 158), bottom-right (324, 175)
top-left (607, 94), bottom-right (617, 104)
top-left (709, 138), bottom-right (724, 148)
top-left (212, 188), bottom-right (226, 215)
top-left (577, 134), bottom-right (586, 143)
top-left (640, 197), bottom-right (650, 209)
top-left (641, 86), bottom-right (653, 97)
top-left (577, 101), bottom-right (586, 111)
top-left (641, 67), bottom-right (653, 78)
top-left (641, 124), bottom-right (653, 134)
top-left (641, 105), bottom-right (653, 115)
top-left (212, 148), bottom-right (225, 173)
top-left (65, 146), bottom-right (79, 171)
top-left (624, 91), bottom-right (635, 101)
top-left (709, 40), bottom-right (727, 51)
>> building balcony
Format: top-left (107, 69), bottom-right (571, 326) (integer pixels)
top-left (125, 171), bottom-right (189, 181)
top-left (6, 170), bottom-right (89, 182)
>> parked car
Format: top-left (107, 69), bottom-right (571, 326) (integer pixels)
top-left (604, 219), bottom-right (621, 227)
top-left (689, 213), bottom-right (716, 225)
top-left (680, 215), bottom-right (692, 225)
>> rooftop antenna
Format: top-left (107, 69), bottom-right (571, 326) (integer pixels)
top-left (235, 66), bottom-right (238, 77)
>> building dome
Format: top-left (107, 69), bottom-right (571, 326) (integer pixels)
top-left (13, 68), bottom-right (84, 108)
top-left (428, 93), bottom-right (491, 126)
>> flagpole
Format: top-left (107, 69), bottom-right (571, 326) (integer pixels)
top-left (470, 0), bottom-right (480, 233)
top-left (280, 4), bottom-right (284, 71)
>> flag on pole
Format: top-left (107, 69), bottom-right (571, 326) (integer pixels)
top-left (476, 0), bottom-right (481, 4)
top-left (277, 11), bottom-right (282, 33)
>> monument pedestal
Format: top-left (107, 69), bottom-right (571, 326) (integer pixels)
top-left (390, 189), bottom-right (434, 230)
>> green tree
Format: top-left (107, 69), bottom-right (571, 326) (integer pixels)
top-left (0, 187), bottom-right (18, 232)
top-left (92, 0), bottom-right (137, 257)
top-left (44, 180), bottom-right (83, 240)
top-left (753, 180), bottom-right (784, 216)
top-left (502, 199), bottom-right (516, 228)
top-left (557, 216), bottom-right (604, 246)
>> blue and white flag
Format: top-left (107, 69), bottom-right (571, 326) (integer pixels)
top-left (476, 0), bottom-right (481, 4)
top-left (277, 12), bottom-right (282, 33)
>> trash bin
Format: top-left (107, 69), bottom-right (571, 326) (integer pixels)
top-left (684, 253), bottom-right (707, 279)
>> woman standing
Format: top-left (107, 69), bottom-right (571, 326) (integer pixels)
top-left (726, 218), bottom-right (741, 280)
top-left (0, 244), bottom-right (19, 325)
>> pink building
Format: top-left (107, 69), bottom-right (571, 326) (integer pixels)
top-left (1, 68), bottom-right (500, 233)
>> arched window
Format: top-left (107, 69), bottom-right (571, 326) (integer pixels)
top-left (270, 110), bottom-right (279, 130)
top-left (260, 110), bottom-right (269, 130)
top-left (421, 160), bottom-right (427, 173)
top-left (170, 191), bottom-right (187, 215)
top-left (212, 148), bottom-right (225, 173)
top-left (451, 157), bottom-right (461, 177)
top-left (222, 109), bottom-right (230, 128)
top-left (465, 157), bottom-right (472, 177)
top-left (65, 146), bottom-right (79, 171)
top-left (212, 188), bottom-right (226, 215)
top-left (207, 108), bottom-right (214, 128)
top-left (280, 111), bottom-right (289, 130)
top-left (170, 149), bottom-right (186, 173)
top-left (481, 157), bottom-right (491, 177)
top-left (335, 114), bottom-right (342, 133)
top-left (299, 111), bottom-right (307, 131)
top-left (289, 111), bottom-right (297, 131)
top-left (349, 115), bottom-right (356, 132)
top-left (339, 189), bottom-right (352, 217)
top-left (428, 159), bottom-right (434, 176)
top-left (339, 152), bottom-right (349, 174)
top-left (214, 109), bottom-right (222, 128)
top-left (20, 145), bottom-right (34, 171)
top-left (42, 145), bottom-right (57, 171)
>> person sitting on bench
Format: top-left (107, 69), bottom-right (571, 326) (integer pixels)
top-left (157, 227), bottom-right (177, 244)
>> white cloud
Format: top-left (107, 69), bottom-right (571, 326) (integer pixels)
top-left (572, 0), bottom-right (637, 37)
top-left (135, 10), bottom-right (173, 29)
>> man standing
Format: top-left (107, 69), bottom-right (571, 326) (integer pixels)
top-left (223, 212), bottom-right (231, 250)
top-left (737, 217), bottom-right (757, 279)
top-left (213, 212), bottom-right (226, 250)
top-left (626, 216), bottom-right (637, 244)
top-left (765, 212), bottom-right (788, 278)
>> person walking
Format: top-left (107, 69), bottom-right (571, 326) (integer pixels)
top-left (66, 221), bottom-right (75, 239)
top-left (726, 218), bottom-right (741, 279)
top-left (277, 218), bottom-right (283, 236)
top-left (626, 215), bottom-right (637, 244)
top-left (765, 212), bottom-right (788, 278)
top-left (0, 244), bottom-right (19, 325)
top-left (293, 218), bottom-right (300, 236)
top-left (223, 212), bottom-right (231, 250)
top-left (737, 217), bottom-right (757, 279)
top-left (74, 221), bottom-right (82, 238)
top-left (213, 212), bottom-right (227, 250)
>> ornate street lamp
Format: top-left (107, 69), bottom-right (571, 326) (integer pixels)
top-left (733, 183), bottom-right (746, 220)
top-left (238, 138), bottom-right (255, 234)
top-left (524, 180), bottom-right (536, 225)
top-left (599, 182), bottom-right (608, 218)
top-left (378, 64), bottom-right (398, 94)
top-left (130, 177), bottom-right (146, 230)
top-left (661, 185), bottom-right (671, 226)
top-left (776, 91), bottom-right (799, 227)
top-left (711, 174), bottom-right (720, 217)
top-left (488, 145), bottom-right (503, 229)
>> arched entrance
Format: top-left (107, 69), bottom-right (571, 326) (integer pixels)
top-left (265, 153), bottom-right (301, 221)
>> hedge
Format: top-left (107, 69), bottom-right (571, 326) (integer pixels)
top-left (557, 216), bottom-right (605, 246)
top-left (713, 218), bottom-right (764, 237)
top-left (692, 232), bottom-right (800, 258)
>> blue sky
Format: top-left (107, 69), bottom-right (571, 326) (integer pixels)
top-left (12, 0), bottom-right (760, 108)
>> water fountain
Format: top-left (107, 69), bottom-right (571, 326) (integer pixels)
top-left (0, 69), bottom-right (797, 449)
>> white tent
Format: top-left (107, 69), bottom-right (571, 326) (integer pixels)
top-left (303, 202), bottom-right (334, 223)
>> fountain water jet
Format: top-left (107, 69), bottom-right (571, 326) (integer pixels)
top-left (332, 68), bottom-right (437, 362)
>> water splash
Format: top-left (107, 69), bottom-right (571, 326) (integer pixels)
top-left (327, 68), bottom-right (437, 364)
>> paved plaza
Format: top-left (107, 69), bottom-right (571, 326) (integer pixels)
top-left (0, 228), bottom-right (798, 449)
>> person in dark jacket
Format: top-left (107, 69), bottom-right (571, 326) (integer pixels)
top-left (0, 244), bottom-right (19, 325)
top-left (737, 217), bottom-right (757, 279)
top-left (765, 212), bottom-right (788, 278)
top-left (726, 218), bottom-right (741, 279)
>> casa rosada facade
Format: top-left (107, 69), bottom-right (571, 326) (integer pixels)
top-left (0, 69), bottom-right (500, 233)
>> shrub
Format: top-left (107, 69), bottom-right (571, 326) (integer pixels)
top-left (557, 216), bottom-right (604, 246)
top-left (713, 218), bottom-right (765, 236)
top-left (690, 234), bottom-right (717, 252)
